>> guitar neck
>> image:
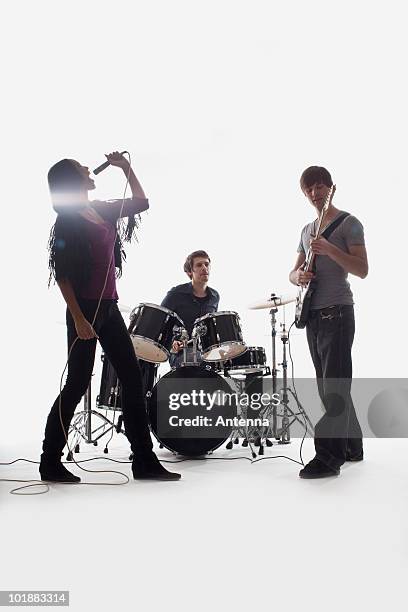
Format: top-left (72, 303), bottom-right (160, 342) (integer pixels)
top-left (303, 187), bottom-right (334, 272)
top-left (303, 250), bottom-right (316, 274)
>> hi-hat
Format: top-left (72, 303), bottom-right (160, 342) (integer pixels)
top-left (249, 294), bottom-right (296, 310)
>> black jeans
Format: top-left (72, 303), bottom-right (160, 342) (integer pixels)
top-left (42, 300), bottom-right (153, 459)
top-left (306, 305), bottom-right (363, 470)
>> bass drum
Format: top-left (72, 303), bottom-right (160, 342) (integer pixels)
top-left (147, 366), bottom-right (236, 456)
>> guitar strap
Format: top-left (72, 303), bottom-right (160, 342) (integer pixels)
top-left (321, 211), bottom-right (350, 240)
top-left (311, 212), bottom-right (350, 270)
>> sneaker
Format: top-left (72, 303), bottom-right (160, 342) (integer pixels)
top-left (132, 452), bottom-right (181, 481)
top-left (299, 457), bottom-right (339, 479)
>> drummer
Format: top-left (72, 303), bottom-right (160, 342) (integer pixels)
top-left (161, 250), bottom-right (220, 367)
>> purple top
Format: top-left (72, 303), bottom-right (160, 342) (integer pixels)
top-left (79, 197), bottom-right (149, 300)
top-left (80, 218), bottom-right (118, 300)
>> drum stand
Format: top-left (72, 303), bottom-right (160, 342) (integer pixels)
top-left (224, 376), bottom-right (258, 458)
top-left (181, 336), bottom-right (200, 366)
top-left (67, 379), bottom-right (124, 460)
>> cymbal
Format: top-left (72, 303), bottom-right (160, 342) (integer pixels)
top-left (249, 295), bottom-right (296, 310)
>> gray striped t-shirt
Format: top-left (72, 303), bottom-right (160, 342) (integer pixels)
top-left (297, 211), bottom-right (365, 310)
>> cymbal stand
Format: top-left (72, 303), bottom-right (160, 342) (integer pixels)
top-left (276, 322), bottom-right (314, 442)
top-left (269, 296), bottom-right (279, 438)
top-left (254, 295), bottom-right (279, 450)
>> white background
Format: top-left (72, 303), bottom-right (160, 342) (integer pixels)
top-left (1, 0), bottom-right (406, 443)
top-left (0, 2), bottom-right (407, 608)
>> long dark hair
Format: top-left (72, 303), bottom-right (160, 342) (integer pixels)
top-left (47, 159), bottom-right (138, 290)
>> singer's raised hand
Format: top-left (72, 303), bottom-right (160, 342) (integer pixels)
top-left (103, 150), bottom-right (147, 202)
top-left (105, 151), bottom-right (129, 169)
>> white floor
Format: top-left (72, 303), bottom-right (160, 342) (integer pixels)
top-left (1, 437), bottom-right (407, 611)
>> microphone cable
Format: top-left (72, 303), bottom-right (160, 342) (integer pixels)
top-left (0, 152), bottom-right (134, 494)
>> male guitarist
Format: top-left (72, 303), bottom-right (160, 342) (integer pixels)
top-left (289, 166), bottom-right (368, 478)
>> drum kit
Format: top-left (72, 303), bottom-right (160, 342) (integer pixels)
top-left (67, 294), bottom-right (314, 461)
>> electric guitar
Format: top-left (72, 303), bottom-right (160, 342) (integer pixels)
top-left (294, 185), bottom-right (336, 329)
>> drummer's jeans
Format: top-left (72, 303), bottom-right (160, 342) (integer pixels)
top-left (42, 300), bottom-right (153, 459)
top-left (306, 305), bottom-right (363, 471)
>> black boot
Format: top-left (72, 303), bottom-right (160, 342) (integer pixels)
top-left (299, 456), bottom-right (339, 479)
top-left (346, 452), bottom-right (364, 462)
top-left (39, 454), bottom-right (81, 483)
top-left (132, 452), bottom-right (181, 481)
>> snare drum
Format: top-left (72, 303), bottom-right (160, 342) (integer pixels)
top-left (226, 346), bottom-right (267, 375)
top-left (193, 311), bottom-right (246, 362)
top-left (129, 303), bottom-right (185, 363)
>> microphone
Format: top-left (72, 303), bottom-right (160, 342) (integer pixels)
top-left (93, 150), bottom-right (128, 175)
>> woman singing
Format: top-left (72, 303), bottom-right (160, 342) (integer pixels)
top-left (41, 151), bottom-right (180, 482)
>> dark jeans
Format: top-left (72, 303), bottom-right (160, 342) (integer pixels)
top-left (42, 300), bottom-right (153, 459)
top-left (306, 305), bottom-right (363, 470)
